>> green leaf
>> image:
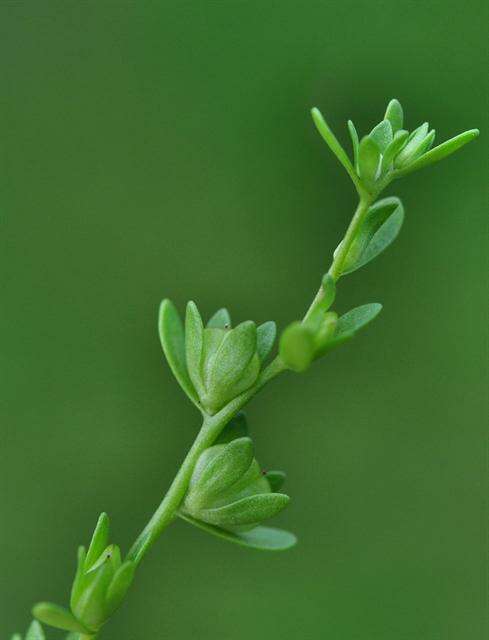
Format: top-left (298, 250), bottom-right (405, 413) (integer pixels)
top-left (279, 322), bottom-right (315, 372)
top-left (207, 308), bottom-right (231, 329)
top-left (358, 136), bottom-right (381, 185)
top-left (32, 603), bottom-right (91, 634)
top-left (105, 561), bottom-right (136, 617)
top-left (265, 470), bottom-right (286, 492)
top-left (347, 120), bottom-right (359, 171)
top-left (311, 108), bottom-right (361, 190)
top-left (381, 129), bottom-right (409, 172)
top-left (256, 321), bottom-right (276, 363)
top-left (305, 274), bottom-right (336, 331)
top-left (215, 412), bottom-right (249, 444)
top-left (70, 546), bottom-right (87, 611)
top-left (384, 99), bottom-right (403, 133)
top-left (200, 493), bottom-right (290, 527)
top-left (396, 128), bottom-right (479, 175)
top-left (336, 303), bottom-right (382, 338)
top-left (65, 634), bottom-right (80, 640)
top-left (397, 128), bottom-right (435, 168)
top-left (159, 300), bottom-right (199, 406)
top-left (395, 122), bottom-right (429, 167)
top-left (369, 120), bottom-right (393, 152)
top-left (185, 301), bottom-right (205, 397)
top-left (342, 197), bottom-right (404, 274)
top-left (179, 514), bottom-right (297, 551)
top-left (85, 512), bottom-right (110, 570)
top-left (189, 437), bottom-right (254, 505)
top-left (72, 556), bottom-right (113, 631)
top-left (25, 621), bottom-right (46, 640)
top-left (10, 635), bottom-right (22, 640)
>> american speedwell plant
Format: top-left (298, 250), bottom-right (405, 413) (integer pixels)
top-left (10, 99), bottom-right (477, 639)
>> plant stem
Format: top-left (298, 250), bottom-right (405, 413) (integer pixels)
top-left (303, 196), bottom-right (372, 323)
top-left (126, 357), bottom-right (286, 565)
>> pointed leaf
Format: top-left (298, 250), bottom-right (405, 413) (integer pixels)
top-left (358, 136), bottom-right (381, 184)
top-left (336, 303), bottom-right (382, 338)
top-left (342, 197), bottom-right (404, 274)
top-left (179, 513), bottom-right (296, 551)
top-left (207, 308), bottom-right (231, 329)
top-left (70, 546), bottom-right (87, 611)
top-left (185, 301), bottom-right (205, 397)
top-left (32, 603), bottom-right (91, 634)
top-left (190, 437), bottom-right (254, 505)
top-left (159, 299), bottom-right (199, 406)
top-left (347, 120), bottom-right (359, 171)
top-left (311, 108), bottom-right (361, 190)
top-left (279, 322), bottom-right (315, 372)
top-left (395, 122), bottom-right (429, 167)
top-left (369, 120), bottom-right (393, 152)
top-left (25, 622), bottom-right (46, 640)
top-left (85, 512), bottom-right (109, 570)
top-left (200, 493), bottom-right (290, 527)
top-left (396, 129), bottom-right (479, 175)
top-left (384, 99), bottom-right (403, 133)
top-left (105, 561), bottom-right (136, 617)
top-left (381, 129), bottom-right (409, 172)
top-left (256, 321), bottom-right (276, 363)
top-left (215, 412), bottom-right (249, 444)
top-left (265, 470), bottom-right (286, 492)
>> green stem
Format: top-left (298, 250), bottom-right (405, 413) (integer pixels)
top-left (126, 357), bottom-right (285, 565)
top-left (303, 196), bottom-right (372, 323)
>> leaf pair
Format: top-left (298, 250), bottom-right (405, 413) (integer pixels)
top-left (159, 301), bottom-right (276, 414)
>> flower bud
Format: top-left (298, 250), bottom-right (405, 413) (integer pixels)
top-left (182, 437), bottom-right (289, 532)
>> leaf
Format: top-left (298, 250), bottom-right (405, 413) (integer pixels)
top-left (347, 120), bottom-right (359, 171)
top-left (10, 635), bottom-right (22, 640)
top-left (305, 275), bottom-right (336, 331)
top-left (311, 108), bottom-right (361, 190)
top-left (185, 301), bottom-right (205, 397)
top-left (381, 129), bottom-right (409, 172)
top-left (189, 437), bottom-right (254, 505)
top-left (25, 621), bottom-right (46, 640)
top-left (279, 322), bottom-right (315, 372)
top-left (397, 128), bottom-right (435, 168)
top-left (105, 561), bottom-right (136, 617)
top-left (265, 470), bottom-right (286, 492)
top-left (256, 321), bottom-right (276, 363)
top-left (342, 197), bottom-right (404, 274)
top-left (66, 634), bottom-right (80, 640)
top-left (395, 122), bottom-right (429, 167)
top-left (179, 514), bottom-right (297, 551)
top-left (369, 120), bottom-right (393, 152)
top-left (207, 308), bottom-right (231, 329)
top-left (215, 412), bottom-right (249, 444)
top-left (396, 129), bottom-right (479, 175)
top-left (358, 136), bottom-right (381, 185)
top-left (32, 603), bottom-right (91, 634)
top-left (336, 303), bottom-right (382, 338)
top-left (159, 300), bottom-right (199, 406)
top-left (384, 99), bottom-right (403, 133)
top-left (70, 546), bottom-right (87, 611)
top-left (200, 493), bottom-right (290, 527)
top-left (85, 512), bottom-right (110, 570)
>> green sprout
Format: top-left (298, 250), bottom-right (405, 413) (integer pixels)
top-left (18, 99), bottom-right (477, 638)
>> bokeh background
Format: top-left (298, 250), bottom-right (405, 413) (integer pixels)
top-left (1, 2), bottom-right (487, 639)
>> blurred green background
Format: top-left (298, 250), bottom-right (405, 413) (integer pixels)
top-left (1, 1), bottom-right (486, 639)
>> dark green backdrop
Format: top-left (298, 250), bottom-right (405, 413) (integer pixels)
top-left (1, 2), bottom-right (486, 639)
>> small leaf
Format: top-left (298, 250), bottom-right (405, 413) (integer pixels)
top-left (396, 129), bottom-right (479, 175)
top-left (311, 108), bottom-right (361, 190)
top-left (279, 322), bottom-right (315, 372)
top-left (105, 561), bottom-right (136, 617)
top-left (200, 493), bottom-right (290, 527)
top-left (347, 120), bottom-right (359, 171)
top-left (265, 470), bottom-right (286, 492)
top-left (25, 622), bottom-right (46, 640)
top-left (70, 546), bottom-right (87, 611)
top-left (179, 514), bottom-right (297, 551)
top-left (358, 136), bottom-right (381, 185)
top-left (32, 603), bottom-right (91, 634)
top-left (190, 437), bottom-right (254, 505)
top-left (369, 120), bottom-right (393, 152)
top-left (185, 301), bottom-right (205, 398)
top-left (336, 303), bottom-right (382, 338)
top-left (397, 128), bottom-right (435, 168)
top-left (85, 512), bottom-right (109, 570)
top-left (256, 321), bottom-right (276, 363)
top-left (207, 308), bottom-right (231, 329)
top-left (384, 99), bottom-right (403, 133)
top-left (313, 312), bottom-right (338, 353)
top-left (10, 635), bottom-right (22, 640)
top-left (342, 197), bottom-right (404, 274)
top-left (65, 634), bottom-right (80, 640)
top-left (159, 300), bottom-right (199, 406)
top-left (395, 122), bottom-right (429, 167)
top-left (381, 129), bottom-right (409, 172)
top-left (215, 412), bottom-right (249, 444)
